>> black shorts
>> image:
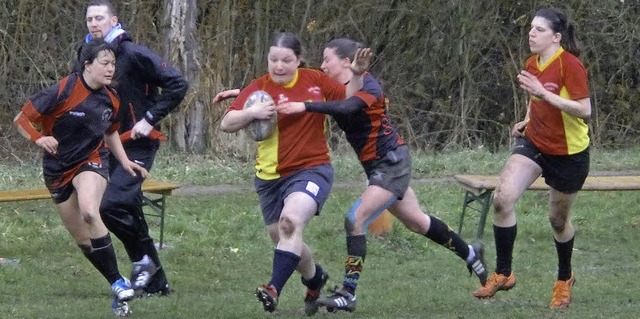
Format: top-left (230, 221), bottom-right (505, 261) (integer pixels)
top-left (513, 137), bottom-right (589, 194)
top-left (255, 164), bottom-right (334, 225)
top-left (44, 148), bottom-right (110, 204)
top-left (361, 145), bottom-right (412, 199)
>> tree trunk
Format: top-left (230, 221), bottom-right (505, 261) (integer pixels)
top-left (163, 0), bottom-right (205, 153)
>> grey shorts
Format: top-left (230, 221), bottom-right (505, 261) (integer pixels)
top-left (254, 164), bottom-right (334, 225)
top-left (513, 137), bottom-right (589, 194)
top-left (361, 145), bottom-right (412, 199)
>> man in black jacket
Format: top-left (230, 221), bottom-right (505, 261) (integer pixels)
top-left (82, 0), bottom-right (188, 300)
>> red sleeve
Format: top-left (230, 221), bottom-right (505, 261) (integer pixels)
top-left (105, 87), bottom-right (121, 134)
top-left (14, 110), bottom-right (43, 142)
top-left (563, 54), bottom-right (590, 100)
top-left (227, 76), bottom-right (270, 112)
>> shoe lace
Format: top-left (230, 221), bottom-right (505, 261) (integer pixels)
top-left (485, 273), bottom-right (503, 287)
top-left (552, 280), bottom-right (570, 300)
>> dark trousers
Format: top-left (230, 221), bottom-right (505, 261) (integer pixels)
top-left (100, 141), bottom-right (168, 289)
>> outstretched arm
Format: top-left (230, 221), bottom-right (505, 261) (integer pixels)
top-left (213, 89), bottom-right (241, 103)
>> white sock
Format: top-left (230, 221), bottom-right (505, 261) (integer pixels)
top-left (466, 244), bottom-right (475, 263)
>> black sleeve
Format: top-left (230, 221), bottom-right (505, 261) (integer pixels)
top-left (126, 42), bottom-right (188, 125)
top-left (304, 96), bottom-right (366, 116)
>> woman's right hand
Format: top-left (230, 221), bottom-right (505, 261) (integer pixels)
top-left (35, 136), bottom-right (58, 155)
top-left (212, 89), bottom-right (240, 103)
top-left (511, 120), bottom-right (527, 137)
top-left (249, 100), bottom-right (277, 120)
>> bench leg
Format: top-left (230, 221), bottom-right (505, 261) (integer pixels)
top-left (458, 190), bottom-right (493, 240)
top-left (142, 194), bottom-right (167, 250)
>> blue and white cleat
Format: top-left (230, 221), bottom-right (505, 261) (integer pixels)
top-left (112, 297), bottom-right (131, 317)
top-left (112, 277), bottom-right (135, 301)
top-left (131, 255), bottom-right (157, 290)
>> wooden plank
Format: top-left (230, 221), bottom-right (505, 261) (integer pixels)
top-left (0, 189), bottom-right (51, 202)
top-left (140, 180), bottom-right (180, 195)
top-left (453, 174), bottom-right (640, 194)
top-left (0, 180), bottom-right (179, 203)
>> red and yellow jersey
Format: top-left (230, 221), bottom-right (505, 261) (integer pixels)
top-left (524, 47), bottom-right (590, 155)
top-left (227, 68), bottom-right (345, 180)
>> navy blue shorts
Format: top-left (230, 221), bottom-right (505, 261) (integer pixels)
top-left (513, 137), bottom-right (589, 194)
top-left (361, 145), bottom-right (412, 199)
top-left (255, 164), bottom-right (334, 225)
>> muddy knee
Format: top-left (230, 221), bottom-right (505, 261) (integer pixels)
top-left (279, 216), bottom-right (295, 238)
top-left (81, 212), bottom-right (96, 225)
top-left (549, 215), bottom-right (567, 232)
top-left (492, 194), bottom-right (511, 216)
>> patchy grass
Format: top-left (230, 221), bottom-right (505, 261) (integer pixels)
top-left (1, 148), bottom-right (640, 317)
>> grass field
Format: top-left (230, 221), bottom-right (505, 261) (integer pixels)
top-left (1, 148), bottom-right (640, 318)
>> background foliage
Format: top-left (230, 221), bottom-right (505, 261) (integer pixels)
top-left (1, 0), bottom-right (639, 160)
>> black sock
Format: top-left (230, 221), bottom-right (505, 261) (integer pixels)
top-left (79, 234), bottom-right (121, 285)
top-left (301, 264), bottom-right (325, 291)
top-left (494, 224), bottom-right (517, 276)
top-left (269, 249), bottom-right (300, 294)
top-left (555, 236), bottom-right (574, 281)
top-left (343, 235), bottom-right (366, 295)
top-left (425, 215), bottom-right (470, 261)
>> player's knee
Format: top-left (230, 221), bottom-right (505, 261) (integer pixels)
top-left (278, 216), bottom-right (295, 237)
top-left (549, 214), bottom-right (567, 232)
top-left (344, 215), bottom-right (356, 234)
top-left (81, 211), bottom-right (96, 225)
top-left (492, 192), bottom-right (513, 216)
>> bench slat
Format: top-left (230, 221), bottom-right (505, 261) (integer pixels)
top-left (0, 180), bottom-right (179, 203)
top-left (454, 174), bottom-right (640, 194)
top-left (455, 174), bottom-right (640, 240)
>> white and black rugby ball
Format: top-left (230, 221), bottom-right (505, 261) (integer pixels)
top-left (243, 90), bottom-right (276, 141)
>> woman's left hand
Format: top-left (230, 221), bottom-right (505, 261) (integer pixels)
top-left (276, 102), bottom-right (305, 114)
top-left (123, 160), bottom-right (149, 178)
top-left (350, 48), bottom-right (372, 75)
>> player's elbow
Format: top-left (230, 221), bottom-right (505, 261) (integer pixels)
top-left (219, 116), bottom-right (239, 133)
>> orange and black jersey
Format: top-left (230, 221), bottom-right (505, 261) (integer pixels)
top-left (17, 73), bottom-right (120, 171)
top-left (305, 73), bottom-right (404, 163)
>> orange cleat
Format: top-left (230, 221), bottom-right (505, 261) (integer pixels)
top-left (473, 272), bottom-right (516, 298)
top-left (549, 273), bottom-right (575, 309)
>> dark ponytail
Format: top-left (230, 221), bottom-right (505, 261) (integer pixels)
top-left (534, 7), bottom-right (581, 57)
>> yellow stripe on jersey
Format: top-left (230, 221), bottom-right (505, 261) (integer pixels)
top-left (256, 126), bottom-right (280, 180)
top-left (559, 87), bottom-right (590, 154)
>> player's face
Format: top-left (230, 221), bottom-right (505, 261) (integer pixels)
top-left (267, 46), bottom-right (300, 85)
top-left (86, 5), bottom-right (118, 39)
top-left (528, 16), bottom-right (561, 55)
top-left (85, 50), bottom-right (116, 88)
top-left (321, 47), bottom-right (350, 81)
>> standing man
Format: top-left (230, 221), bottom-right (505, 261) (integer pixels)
top-left (82, 0), bottom-right (188, 298)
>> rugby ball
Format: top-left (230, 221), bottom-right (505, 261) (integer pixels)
top-left (243, 90), bottom-right (276, 141)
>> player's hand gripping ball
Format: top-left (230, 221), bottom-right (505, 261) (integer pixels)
top-left (243, 90), bottom-right (276, 141)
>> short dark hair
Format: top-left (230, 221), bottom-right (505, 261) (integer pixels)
top-left (87, 0), bottom-right (118, 17)
top-left (78, 38), bottom-right (115, 71)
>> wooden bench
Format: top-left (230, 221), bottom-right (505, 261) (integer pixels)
top-left (454, 174), bottom-right (640, 240)
top-left (0, 180), bottom-right (179, 249)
